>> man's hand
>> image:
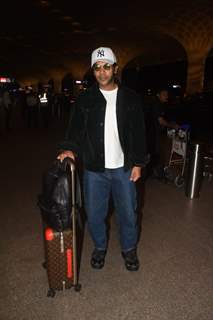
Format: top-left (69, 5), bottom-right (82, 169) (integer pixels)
top-left (130, 166), bottom-right (142, 182)
top-left (173, 123), bottom-right (180, 130)
top-left (57, 150), bottom-right (75, 162)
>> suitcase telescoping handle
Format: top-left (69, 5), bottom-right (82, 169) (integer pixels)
top-left (62, 157), bottom-right (82, 209)
top-left (63, 157), bottom-right (78, 287)
top-left (65, 157), bottom-right (75, 172)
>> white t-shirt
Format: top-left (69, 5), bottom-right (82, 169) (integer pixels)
top-left (100, 87), bottom-right (124, 169)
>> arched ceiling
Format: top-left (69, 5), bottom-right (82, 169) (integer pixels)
top-left (1, 0), bottom-right (213, 81)
top-left (123, 33), bottom-right (187, 68)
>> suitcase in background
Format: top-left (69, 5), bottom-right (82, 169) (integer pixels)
top-left (42, 158), bottom-right (82, 297)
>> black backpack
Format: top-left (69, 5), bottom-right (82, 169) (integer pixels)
top-left (37, 159), bottom-right (81, 231)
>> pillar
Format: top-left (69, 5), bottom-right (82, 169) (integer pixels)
top-left (186, 50), bottom-right (207, 94)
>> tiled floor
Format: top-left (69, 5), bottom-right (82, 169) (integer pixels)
top-left (1, 127), bottom-right (213, 320)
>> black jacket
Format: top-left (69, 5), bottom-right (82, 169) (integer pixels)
top-left (59, 84), bottom-right (147, 172)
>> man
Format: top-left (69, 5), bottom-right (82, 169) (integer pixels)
top-left (26, 90), bottom-right (39, 128)
top-left (155, 89), bottom-right (179, 130)
top-left (2, 89), bottom-right (13, 130)
top-left (39, 87), bottom-right (49, 128)
top-left (57, 47), bottom-right (147, 271)
top-left (144, 88), bottom-right (180, 179)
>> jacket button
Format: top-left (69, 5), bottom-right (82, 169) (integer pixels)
top-left (100, 122), bottom-right (104, 126)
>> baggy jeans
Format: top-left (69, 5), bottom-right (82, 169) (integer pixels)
top-left (83, 167), bottom-right (138, 252)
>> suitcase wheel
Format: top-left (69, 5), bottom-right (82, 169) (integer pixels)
top-left (42, 261), bottom-right (47, 269)
top-left (47, 288), bottom-right (56, 298)
top-left (74, 284), bottom-right (82, 292)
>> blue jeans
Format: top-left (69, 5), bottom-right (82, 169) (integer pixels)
top-left (83, 167), bottom-right (138, 252)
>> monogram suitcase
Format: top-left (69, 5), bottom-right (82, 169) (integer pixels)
top-left (42, 158), bottom-right (82, 297)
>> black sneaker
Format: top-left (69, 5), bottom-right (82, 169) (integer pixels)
top-left (121, 249), bottom-right (139, 271)
top-left (91, 248), bottom-right (107, 269)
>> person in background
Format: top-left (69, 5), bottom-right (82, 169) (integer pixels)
top-left (39, 87), bottom-right (49, 128)
top-left (57, 47), bottom-right (147, 271)
top-left (155, 89), bottom-right (179, 130)
top-left (26, 89), bottom-right (39, 128)
top-left (2, 89), bottom-right (13, 130)
top-left (144, 88), bottom-right (180, 179)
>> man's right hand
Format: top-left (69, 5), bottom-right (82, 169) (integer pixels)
top-left (57, 150), bottom-right (75, 162)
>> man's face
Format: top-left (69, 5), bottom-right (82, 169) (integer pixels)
top-left (158, 90), bottom-right (169, 103)
top-left (93, 60), bottom-right (118, 90)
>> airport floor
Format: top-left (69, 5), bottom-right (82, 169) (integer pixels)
top-left (1, 124), bottom-right (213, 320)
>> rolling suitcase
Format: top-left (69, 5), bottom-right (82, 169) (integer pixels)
top-left (42, 158), bottom-right (82, 297)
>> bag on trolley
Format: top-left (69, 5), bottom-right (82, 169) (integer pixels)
top-left (165, 125), bottom-right (190, 187)
top-left (38, 158), bottom-right (83, 297)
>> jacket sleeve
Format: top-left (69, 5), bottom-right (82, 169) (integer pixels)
top-left (58, 94), bottom-right (86, 156)
top-left (131, 95), bottom-right (147, 167)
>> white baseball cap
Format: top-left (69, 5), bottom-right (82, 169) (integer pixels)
top-left (91, 47), bottom-right (117, 67)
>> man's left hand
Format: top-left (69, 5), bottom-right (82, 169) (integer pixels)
top-left (130, 166), bottom-right (142, 182)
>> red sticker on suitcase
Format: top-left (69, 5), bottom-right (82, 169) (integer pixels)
top-left (67, 249), bottom-right (73, 278)
top-left (45, 228), bottom-right (54, 241)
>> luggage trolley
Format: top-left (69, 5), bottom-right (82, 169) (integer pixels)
top-left (164, 125), bottom-right (190, 187)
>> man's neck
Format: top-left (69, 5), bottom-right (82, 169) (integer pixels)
top-left (99, 83), bottom-right (118, 91)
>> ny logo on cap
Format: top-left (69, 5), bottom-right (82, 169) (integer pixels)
top-left (97, 49), bottom-right (105, 58)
